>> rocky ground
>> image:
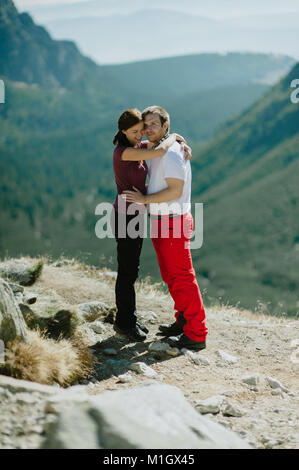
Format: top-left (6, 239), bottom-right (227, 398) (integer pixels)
top-left (0, 258), bottom-right (299, 449)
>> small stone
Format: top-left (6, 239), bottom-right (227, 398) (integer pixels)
top-left (222, 391), bottom-right (234, 397)
top-left (181, 349), bottom-right (209, 365)
top-left (129, 362), bottom-right (158, 378)
top-left (195, 395), bottom-right (226, 415)
top-left (89, 320), bottom-right (107, 334)
top-left (77, 324), bottom-right (98, 345)
top-left (77, 301), bottom-right (110, 321)
top-left (139, 311), bottom-right (158, 324)
top-left (216, 350), bottom-right (239, 363)
top-left (181, 348), bottom-right (194, 356)
top-left (196, 356), bottom-right (210, 366)
top-left (266, 376), bottom-right (288, 393)
top-left (103, 348), bottom-right (117, 356)
top-left (24, 293), bottom-right (38, 304)
top-left (241, 374), bottom-right (260, 386)
top-left (166, 347), bottom-right (180, 357)
top-left (264, 440), bottom-right (280, 449)
top-left (222, 403), bottom-right (246, 417)
top-left (148, 341), bottom-right (170, 353)
top-left (260, 434), bottom-right (271, 444)
top-left (117, 373), bottom-right (133, 383)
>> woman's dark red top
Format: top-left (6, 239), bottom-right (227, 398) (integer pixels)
top-left (113, 145), bottom-right (148, 213)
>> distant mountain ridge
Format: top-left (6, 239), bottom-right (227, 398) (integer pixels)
top-left (18, 0), bottom-right (299, 22)
top-left (18, 3), bottom-right (299, 63)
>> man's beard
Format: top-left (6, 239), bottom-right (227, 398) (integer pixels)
top-left (147, 131), bottom-right (166, 144)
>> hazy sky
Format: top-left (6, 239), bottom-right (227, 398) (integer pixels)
top-left (16, 0), bottom-right (87, 5)
top-left (15, 0), bottom-right (299, 19)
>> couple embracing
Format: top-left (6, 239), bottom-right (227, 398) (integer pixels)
top-left (111, 105), bottom-right (208, 351)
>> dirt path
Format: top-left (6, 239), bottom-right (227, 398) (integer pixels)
top-left (35, 262), bottom-right (299, 449)
top-left (1, 259), bottom-right (298, 449)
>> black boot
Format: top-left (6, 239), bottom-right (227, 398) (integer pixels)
top-left (157, 311), bottom-right (186, 337)
top-left (166, 333), bottom-right (206, 351)
top-left (113, 322), bottom-right (147, 342)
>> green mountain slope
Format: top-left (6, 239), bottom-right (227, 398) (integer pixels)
top-left (190, 62), bottom-right (299, 316)
top-left (101, 52), bottom-right (294, 99)
top-left (0, 0), bottom-right (113, 93)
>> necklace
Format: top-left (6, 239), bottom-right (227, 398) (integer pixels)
top-left (151, 132), bottom-right (170, 150)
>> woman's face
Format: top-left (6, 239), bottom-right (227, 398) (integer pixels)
top-left (122, 121), bottom-right (144, 147)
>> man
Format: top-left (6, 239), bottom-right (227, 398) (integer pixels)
top-left (123, 106), bottom-right (208, 350)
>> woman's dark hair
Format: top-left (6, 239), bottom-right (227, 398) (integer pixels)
top-left (113, 108), bottom-right (143, 146)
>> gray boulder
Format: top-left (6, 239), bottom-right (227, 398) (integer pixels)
top-left (41, 384), bottom-right (251, 449)
top-left (0, 259), bottom-right (43, 286)
top-left (0, 278), bottom-right (28, 343)
top-left (77, 301), bottom-right (110, 322)
top-left (42, 404), bottom-right (99, 449)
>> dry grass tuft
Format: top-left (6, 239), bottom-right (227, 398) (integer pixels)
top-left (1, 329), bottom-right (95, 387)
top-left (135, 276), bottom-right (168, 300)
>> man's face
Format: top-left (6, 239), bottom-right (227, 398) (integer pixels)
top-left (144, 113), bottom-right (168, 144)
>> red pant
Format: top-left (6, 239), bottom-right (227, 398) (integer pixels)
top-left (151, 212), bottom-right (208, 342)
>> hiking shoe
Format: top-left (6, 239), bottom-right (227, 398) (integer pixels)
top-left (157, 311), bottom-right (186, 337)
top-left (113, 323), bottom-right (146, 342)
top-left (136, 321), bottom-right (149, 334)
top-left (166, 333), bottom-right (206, 351)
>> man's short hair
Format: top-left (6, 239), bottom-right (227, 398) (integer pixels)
top-left (142, 105), bottom-right (170, 130)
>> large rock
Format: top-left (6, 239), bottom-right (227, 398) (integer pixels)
top-left (0, 258), bottom-right (43, 286)
top-left (41, 384), bottom-right (252, 449)
top-left (77, 301), bottom-right (110, 322)
top-left (42, 405), bottom-right (99, 449)
top-left (0, 373), bottom-right (60, 395)
top-left (0, 278), bottom-right (28, 343)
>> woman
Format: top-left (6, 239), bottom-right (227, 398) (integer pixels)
top-left (111, 108), bottom-right (189, 342)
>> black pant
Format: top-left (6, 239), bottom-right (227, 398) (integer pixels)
top-left (111, 210), bottom-right (144, 328)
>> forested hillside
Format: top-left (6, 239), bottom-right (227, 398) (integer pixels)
top-left (190, 62), bottom-right (299, 316)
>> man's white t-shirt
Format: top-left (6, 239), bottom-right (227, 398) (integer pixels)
top-left (146, 141), bottom-right (191, 215)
